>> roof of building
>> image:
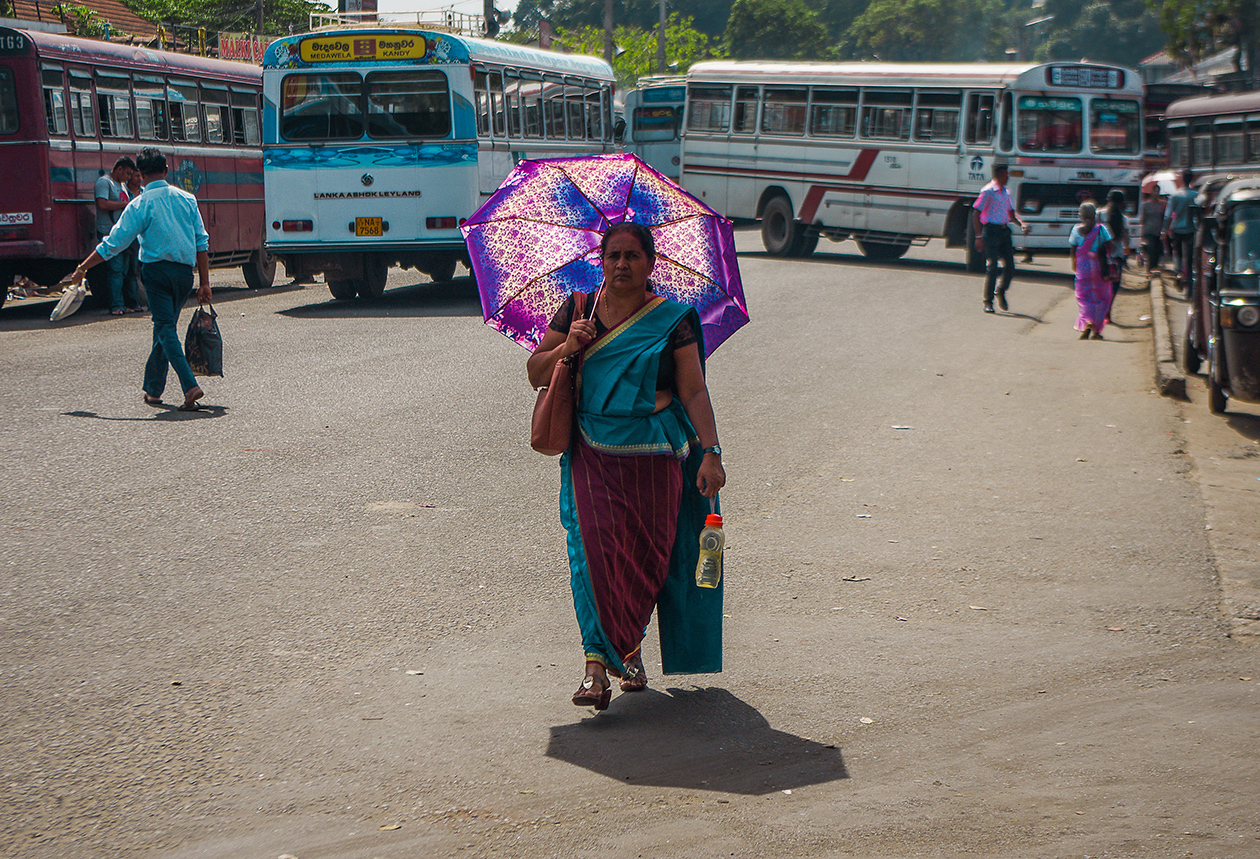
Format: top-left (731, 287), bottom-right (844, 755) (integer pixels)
top-left (9, 0), bottom-right (160, 43)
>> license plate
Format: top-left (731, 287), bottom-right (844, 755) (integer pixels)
top-left (355, 217), bottom-right (383, 237)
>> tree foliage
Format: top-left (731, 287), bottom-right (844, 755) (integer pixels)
top-left (511, 0), bottom-right (734, 40)
top-left (1034, 0), bottom-right (1164, 68)
top-left (1149, 0), bottom-right (1259, 74)
top-left (722, 0), bottom-right (835, 60)
top-left (51, 4), bottom-right (114, 38)
top-left (552, 13), bottom-right (723, 87)
top-left (124, 0), bottom-right (325, 35)
top-left (843, 0), bottom-right (1002, 62)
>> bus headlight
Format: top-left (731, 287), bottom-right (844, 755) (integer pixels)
top-left (1020, 199), bottom-right (1042, 214)
top-left (1236, 306), bottom-right (1260, 328)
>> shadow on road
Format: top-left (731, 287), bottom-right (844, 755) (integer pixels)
top-left (64, 403), bottom-right (229, 421)
top-left (546, 686), bottom-right (847, 795)
top-left (279, 277), bottom-right (482, 319)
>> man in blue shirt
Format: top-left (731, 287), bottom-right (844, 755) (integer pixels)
top-left (71, 148), bottom-right (212, 411)
top-left (1163, 169), bottom-right (1196, 293)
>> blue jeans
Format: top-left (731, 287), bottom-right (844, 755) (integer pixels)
top-left (141, 261), bottom-right (198, 398)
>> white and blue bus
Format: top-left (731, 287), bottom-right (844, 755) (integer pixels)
top-left (621, 75), bottom-right (686, 180)
top-left (261, 22), bottom-right (616, 299)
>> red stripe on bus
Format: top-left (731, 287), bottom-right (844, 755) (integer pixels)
top-left (798, 149), bottom-right (879, 221)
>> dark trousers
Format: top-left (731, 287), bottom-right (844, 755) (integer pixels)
top-left (141, 261), bottom-right (198, 397)
top-left (1142, 232), bottom-right (1163, 269)
top-left (1171, 231), bottom-right (1194, 292)
top-left (983, 224), bottom-right (1015, 305)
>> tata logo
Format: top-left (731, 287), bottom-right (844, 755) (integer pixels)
top-left (1075, 171), bottom-right (1097, 181)
top-left (971, 156), bottom-right (984, 172)
top-left (361, 173), bottom-right (374, 187)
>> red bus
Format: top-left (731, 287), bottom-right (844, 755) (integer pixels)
top-left (0, 26), bottom-right (274, 308)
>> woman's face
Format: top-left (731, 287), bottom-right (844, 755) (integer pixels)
top-left (601, 231), bottom-right (654, 291)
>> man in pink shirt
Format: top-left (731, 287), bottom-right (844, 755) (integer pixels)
top-left (972, 163), bottom-right (1030, 313)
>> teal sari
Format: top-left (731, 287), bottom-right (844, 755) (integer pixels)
top-left (558, 295), bottom-right (723, 677)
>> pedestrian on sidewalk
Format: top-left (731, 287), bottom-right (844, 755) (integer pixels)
top-left (119, 165), bottom-right (146, 314)
top-left (1164, 169), bottom-right (1196, 293)
top-left (1138, 184), bottom-right (1164, 271)
top-left (1102, 188), bottom-right (1129, 320)
top-left (1069, 201), bottom-right (1112, 340)
top-left (69, 148), bottom-right (211, 411)
top-left (972, 163), bottom-right (1030, 313)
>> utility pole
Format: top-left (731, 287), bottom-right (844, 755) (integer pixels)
top-left (256, 0), bottom-right (263, 34)
top-left (603, 0), bottom-right (613, 66)
top-left (657, 0), bottom-right (666, 75)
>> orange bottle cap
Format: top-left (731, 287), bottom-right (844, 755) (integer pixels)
top-left (705, 514), bottom-right (723, 527)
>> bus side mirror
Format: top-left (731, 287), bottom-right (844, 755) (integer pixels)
top-left (614, 118), bottom-right (626, 141)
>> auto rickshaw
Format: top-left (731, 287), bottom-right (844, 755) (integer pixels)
top-left (1181, 174), bottom-right (1236, 372)
top-left (1202, 177), bottom-right (1260, 414)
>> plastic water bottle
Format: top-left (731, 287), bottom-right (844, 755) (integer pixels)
top-left (695, 513), bottom-right (725, 588)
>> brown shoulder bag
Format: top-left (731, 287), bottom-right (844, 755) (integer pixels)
top-left (531, 292), bottom-right (588, 456)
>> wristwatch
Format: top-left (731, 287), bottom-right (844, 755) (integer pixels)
top-left (701, 444), bottom-right (721, 456)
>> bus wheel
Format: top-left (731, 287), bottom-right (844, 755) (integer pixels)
top-left (796, 230), bottom-right (819, 258)
top-left (242, 247), bottom-right (277, 290)
top-left (964, 218), bottom-right (984, 273)
top-left (428, 255), bottom-right (458, 283)
top-left (328, 278), bottom-right (357, 300)
top-left (761, 197), bottom-right (799, 257)
top-left (358, 256), bottom-right (388, 299)
top-left (857, 238), bottom-right (911, 261)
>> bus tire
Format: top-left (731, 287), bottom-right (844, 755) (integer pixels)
top-left (427, 255), bottom-right (458, 283)
top-left (328, 278), bottom-right (357, 300)
top-left (242, 247), bottom-right (277, 290)
top-left (964, 218), bottom-right (984, 273)
top-left (358, 256), bottom-right (388, 299)
top-left (857, 238), bottom-right (911, 261)
top-left (761, 196), bottom-right (799, 257)
top-left (796, 229), bottom-right (819, 258)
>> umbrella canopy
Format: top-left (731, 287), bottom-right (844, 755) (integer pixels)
top-left (461, 153), bottom-right (748, 357)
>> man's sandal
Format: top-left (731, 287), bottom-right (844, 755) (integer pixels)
top-left (572, 673), bottom-right (611, 711)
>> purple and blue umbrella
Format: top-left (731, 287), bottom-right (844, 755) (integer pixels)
top-left (460, 153), bottom-right (748, 357)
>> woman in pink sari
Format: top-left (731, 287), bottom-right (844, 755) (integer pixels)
top-left (1069, 201), bottom-right (1113, 340)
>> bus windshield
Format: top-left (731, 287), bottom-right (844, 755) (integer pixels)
top-left (0, 66), bottom-right (18, 134)
top-left (282, 72), bottom-right (363, 140)
top-left (1228, 204), bottom-right (1260, 276)
top-left (365, 70), bottom-right (450, 138)
top-left (1090, 99), bottom-right (1141, 154)
top-left (1017, 96), bottom-right (1081, 153)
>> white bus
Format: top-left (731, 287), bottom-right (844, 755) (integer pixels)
top-left (621, 75), bottom-right (686, 180)
top-left (680, 61), bottom-right (1145, 268)
top-left (261, 18), bottom-right (616, 299)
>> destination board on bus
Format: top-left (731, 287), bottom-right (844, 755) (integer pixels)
top-left (299, 35), bottom-right (431, 63)
top-left (1048, 66), bottom-right (1123, 89)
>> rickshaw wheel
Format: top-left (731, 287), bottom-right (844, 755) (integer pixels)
top-left (1182, 310), bottom-right (1201, 374)
top-left (1208, 373), bottom-right (1227, 414)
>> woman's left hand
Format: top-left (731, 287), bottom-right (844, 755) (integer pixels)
top-left (696, 454), bottom-right (725, 498)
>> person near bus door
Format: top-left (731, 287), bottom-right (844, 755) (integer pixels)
top-left (70, 148), bottom-right (212, 412)
top-left (91, 156), bottom-right (135, 316)
top-left (972, 163), bottom-right (1030, 313)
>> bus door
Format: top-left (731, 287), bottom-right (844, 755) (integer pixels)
top-left (474, 68), bottom-right (512, 196)
top-left (681, 83), bottom-right (733, 213)
top-left (908, 90), bottom-right (964, 237)
top-left (959, 90), bottom-right (997, 198)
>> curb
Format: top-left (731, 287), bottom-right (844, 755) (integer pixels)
top-left (1145, 270), bottom-right (1187, 400)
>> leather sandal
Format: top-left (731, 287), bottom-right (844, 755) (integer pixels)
top-left (572, 673), bottom-right (611, 711)
top-left (619, 655), bottom-right (647, 692)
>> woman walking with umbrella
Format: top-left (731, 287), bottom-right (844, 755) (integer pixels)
top-left (528, 223), bottom-right (726, 709)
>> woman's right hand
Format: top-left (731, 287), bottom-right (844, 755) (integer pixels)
top-left (563, 317), bottom-right (596, 357)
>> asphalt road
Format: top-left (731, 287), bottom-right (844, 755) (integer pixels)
top-left (2, 235), bottom-right (1257, 859)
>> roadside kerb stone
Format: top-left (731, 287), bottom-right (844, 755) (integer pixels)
top-left (1144, 269), bottom-right (1187, 399)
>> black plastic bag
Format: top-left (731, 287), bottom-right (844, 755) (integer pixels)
top-left (184, 304), bottom-right (223, 377)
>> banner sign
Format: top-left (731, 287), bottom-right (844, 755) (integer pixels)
top-left (299, 34), bottom-right (431, 63)
top-left (218, 32), bottom-right (273, 63)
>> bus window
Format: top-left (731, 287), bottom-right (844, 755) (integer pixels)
top-left (168, 79), bottom-right (201, 142)
top-left (810, 88), bottom-right (856, 137)
top-left (913, 90), bottom-right (960, 142)
top-left (135, 75), bottom-right (168, 140)
top-left (473, 69), bottom-right (490, 136)
top-left (633, 104), bottom-right (679, 141)
top-left (1248, 115), bottom-right (1260, 163)
top-left (686, 85), bottom-right (731, 132)
top-left (1168, 121), bottom-right (1187, 167)
top-left (490, 72), bottom-right (506, 136)
top-left (861, 90), bottom-right (911, 140)
top-left (231, 89), bottom-right (259, 145)
top-left (1017, 96), bottom-right (1080, 152)
top-left (1089, 99), bottom-right (1140, 155)
top-left (365, 70), bottom-right (450, 138)
top-left (585, 85), bottom-right (603, 141)
top-left (1190, 120), bottom-right (1212, 168)
top-left (280, 72), bottom-right (363, 141)
top-left (999, 92), bottom-right (1013, 150)
top-left (1215, 118), bottom-right (1243, 165)
top-left (202, 85), bottom-right (230, 143)
top-left (96, 71), bottom-right (133, 138)
top-left (761, 88), bottom-right (806, 135)
top-left (521, 73), bottom-right (542, 138)
top-left (503, 70), bottom-right (522, 138)
top-left (565, 78), bottom-right (585, 140)
top-left (68, 70), bottom-right (94, 137)
top-left (965, 92), bottom-right (994, 144)
top-left (543, 75), bottom-right (564, 139)
top-left (41, 65), bottom-right (67, 135)
top-left (732, 86), bottom-right (758, 134)
top-left (0, 67), bottom-right (15, 134)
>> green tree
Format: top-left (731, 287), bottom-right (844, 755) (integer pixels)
top-left (1149, 0), bottom-right (1258, 75)
top-left (844, 0), bottom-right (1004, 61)
top-left (51, 3), bottom-right (114, 38)
top-left (1035, 0), bottom-right (1165, 68)
top-left (722, 0), bottom-right (835, 60)
top-left (553, 13), bottom-right (723, 87)
top-left (125, 0), bottom-right (324, 35)
top-left (511, 0), bottom-right (734, 41)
